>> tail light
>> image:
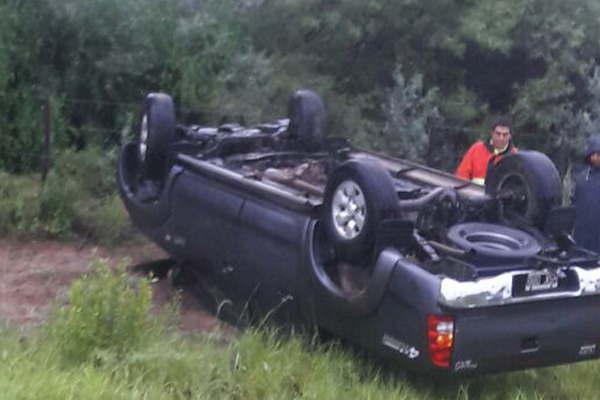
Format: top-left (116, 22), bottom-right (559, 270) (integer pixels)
top-left (428, 314), bottom-right (454, 368)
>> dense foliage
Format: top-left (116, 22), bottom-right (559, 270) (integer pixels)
top-left (2, 0), bottom-right (600, 173)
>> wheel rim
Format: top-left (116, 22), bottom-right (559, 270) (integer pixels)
top-left (461, 231), bottom-right (525, 252)
top-left (332, 180), bottom-right (366, 240)
top-left (139, 114), bottom-right (149, 162)
top-left (497, 174), bottom-right (529, 217)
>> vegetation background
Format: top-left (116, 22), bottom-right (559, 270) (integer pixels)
top-left (3, 0), bottom-right (600, 175)
top-left (3, 1), bottom-right (600, 398)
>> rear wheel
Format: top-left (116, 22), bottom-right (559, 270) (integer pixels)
top-left (287, 89), bottom-right (325, 151)
top-left (486, 151), bottom-right (561, 228)
top-left (139, 93), bottom-right (175, 180)
top-left (322, 159), bottom-right (398, 261)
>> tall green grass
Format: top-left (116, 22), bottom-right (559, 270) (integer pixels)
top-left (4, 325), bottom-right (600, 400)
top-left (3, 257), bottom-right (600, 399)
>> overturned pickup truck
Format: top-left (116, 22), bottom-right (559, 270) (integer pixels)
top-left (118, 90), bottom-right (600, 375)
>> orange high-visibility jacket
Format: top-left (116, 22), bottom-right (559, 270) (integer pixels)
top-left (455, 140), bottom-right (516, 184)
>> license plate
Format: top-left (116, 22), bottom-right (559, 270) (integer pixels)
top-left (512, 269), bottom-right (578, 297)
top-left (525, 270), bottom-right (559, 292)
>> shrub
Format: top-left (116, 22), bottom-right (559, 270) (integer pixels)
top-left (39, 147), bottom-right (114, 237)
top-left (36, 146), bottom-right (135, 242)
top-left (45, 146), bottom-right (117, 198)
top-left (38, 174), bottom-right (79, 237)
top-left (47, 259), bottom-right (154, 365)
top-left (0, 171), bottom-right (41, 235)
top-left (373, 67), bottom-right (442, 163)
top-left (1, 146), bottom-right (135, 243)
top-left (75, 194), bottom-right (135, 246)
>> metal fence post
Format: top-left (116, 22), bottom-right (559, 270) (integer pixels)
top-left (41, 98), bottom-right (51, 182)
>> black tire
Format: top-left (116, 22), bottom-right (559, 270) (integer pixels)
top-left (447, 222), bottom-right (541, 260)
top-left (322, 159), bottom-right (398, 261)
top-left (139, 93), bottom-right (175, 180)
top-left (486, 151), bottom-right (561, 228)
top-left (287, 89), bottom-right (325, 151)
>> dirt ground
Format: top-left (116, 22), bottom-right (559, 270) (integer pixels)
top-left (0, 238), bottom-right (228, 334)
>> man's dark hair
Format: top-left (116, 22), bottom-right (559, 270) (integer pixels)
top-left (491, 116), bottom-right (512, 133)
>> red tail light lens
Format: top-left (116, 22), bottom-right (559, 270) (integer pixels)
top-left (428, 314), bottom-right (454, 368)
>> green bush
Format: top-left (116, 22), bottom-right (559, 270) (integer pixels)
top-left (45, 146), bottom-right (117, 198)
top-left (47, 259), bottom-right (154, 365)
top-left (1, 146), bottom-right (134, 243)
top-left (36, 146), bottom-right (134, 243)
top-left (0, 171), bottom-right (41, 235)
top-left (38, 174), bottom-right (79, 236)
top-left (75, 194), bottom-right (134, 246)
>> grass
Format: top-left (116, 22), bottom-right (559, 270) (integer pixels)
top-left (2, 258), bottom-right (600, 399)
top-left (4, 326), bottom-right (600, 400)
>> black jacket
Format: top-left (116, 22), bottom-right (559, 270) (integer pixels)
top-left (573, 134), bottom-right (600, 253)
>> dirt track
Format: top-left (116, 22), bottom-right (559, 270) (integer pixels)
top-left (0, 238), bottom-right (226, 333)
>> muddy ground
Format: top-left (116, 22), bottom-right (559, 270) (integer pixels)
top-left (0, 238), bottom-right (229, 334)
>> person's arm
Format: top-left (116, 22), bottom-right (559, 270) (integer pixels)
top-left (455, 145), bottom-right (475, 180)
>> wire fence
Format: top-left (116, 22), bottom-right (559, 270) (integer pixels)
top-left (34, 96), bottom-right (488, 131)
top-left (27, 94), bottom-right (492, 179)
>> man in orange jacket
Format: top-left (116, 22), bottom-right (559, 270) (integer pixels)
top-left (455, 117), bottom-right (517, 185)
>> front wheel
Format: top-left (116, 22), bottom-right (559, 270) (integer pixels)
top-left (322, 159), bottom-right (398, 261)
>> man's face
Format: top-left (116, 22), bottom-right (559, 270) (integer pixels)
top-left (491, 125), bottom-right (511, 150)
top-left (590, 152), bottom-right (600, 168)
